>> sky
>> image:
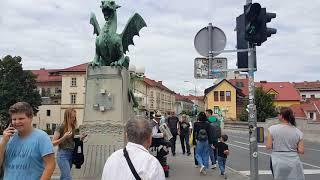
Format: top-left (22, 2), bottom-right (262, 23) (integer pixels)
top-left (0, 0), bottom-right (319, 95)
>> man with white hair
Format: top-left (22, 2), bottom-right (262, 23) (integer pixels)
top-left (101, 118), bottom-right (165, 180)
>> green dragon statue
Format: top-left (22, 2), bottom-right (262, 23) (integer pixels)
top-left (90, 0), bottom-right (147, 69)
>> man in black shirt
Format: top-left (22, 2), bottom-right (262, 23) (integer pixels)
top-left (166, 112), bottom-right (179, 156)
top-left (178, 115), bottom-right (191, 155)
top-left (216, 134), bottom-right (229, 178)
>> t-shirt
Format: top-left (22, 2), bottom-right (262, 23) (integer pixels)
top-left (166, 116), bottom-right (179, 134)
top-left (216, 142), bottom-right (228, 158)
top-left (4, 129), bottom-right (54, 180)
top-left (268, 124), bottom-right (303, 152)
top-left (179, 121), bottom-right (190, 135)
top-left (56, 124), bottom-right (75, 150)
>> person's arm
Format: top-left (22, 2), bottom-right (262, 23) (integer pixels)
top-left (297, 139), bottom-right (304, 154)
top-left (0, 126), bottom-right (15, 168)
top-left (192, 123), bottom-right (197, 145)
top-left (266, 130), bottom-right (273, 150)
top-left (52, 130), bottom-right (72, 146)
top-left (224, 144), bottom-right (229, 155)
top-left (40, 153), bottom-right (55, 180)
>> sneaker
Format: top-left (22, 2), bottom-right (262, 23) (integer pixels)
top-left (211, 164), bottom-right (217, 169)
top-left (200, 165), bottom-right (205, 174)
top-left (194, 165), bottom-right (199, 168)
top-left (187, 152), bottom-right (191, 156)
top-left (224, 174), bottom-right (227, 179)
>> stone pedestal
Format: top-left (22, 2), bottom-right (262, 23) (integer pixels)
top-left (81, 66), bottom-right (134, 148)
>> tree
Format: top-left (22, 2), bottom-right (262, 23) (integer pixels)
top-left (239, 87), bottom-right (278, 122)
top-left (0, 55), bottom-right (42, 132)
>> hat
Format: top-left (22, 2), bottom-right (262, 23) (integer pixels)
top-left (154, 111), bottom-right (161, 118)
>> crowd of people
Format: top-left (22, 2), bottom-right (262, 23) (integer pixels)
top-left (0, 101), bottom-right (306, 180)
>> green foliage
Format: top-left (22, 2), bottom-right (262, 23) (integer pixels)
top-left (0, 55), bottom-right (42, 132)
top-left (239, 87), bottom-right (278, 122)
top-left (44, 128), bottom-right (53, 135)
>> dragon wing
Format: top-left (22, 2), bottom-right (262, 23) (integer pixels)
top-left (90, 12), bottom-right (101, 36)
top-left (121, 13), bottom-right (147, 53)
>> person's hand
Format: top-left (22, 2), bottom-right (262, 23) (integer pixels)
top-left (224, 150), bottom-right (229, 155)
top-left (80, 133), bottom-right (88, 141)
top-left (211, 145), bottom-right (216, 149)
top-left (2, 125), bottom-right (16, 143)
top-left (62, 131), bottom-right (72, 139)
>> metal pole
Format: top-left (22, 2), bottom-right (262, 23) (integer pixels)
top-left (245, 0), bottom-right (258, 179)
top-left (208, 23), bottom-right (214, 79)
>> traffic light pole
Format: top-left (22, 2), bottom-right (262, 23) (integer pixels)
top-left (245, 0), bottom-right (258, 179)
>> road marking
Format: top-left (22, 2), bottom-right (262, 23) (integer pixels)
top-left (239, 169), bottom-right (320, 176)
top-left (228, 143), bottom-right (320, 169)
top-left (233, 140), bottom-right (266, 148)
top-left (228, 135), bottom-right (248, 140)
top-left (305, 147), bottom-right (320, 152)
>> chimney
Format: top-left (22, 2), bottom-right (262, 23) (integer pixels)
top-left (158, 81), bottom-right (162, 84)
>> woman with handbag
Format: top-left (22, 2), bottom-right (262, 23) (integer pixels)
top-left (52, 108), bottom-right (86, 180)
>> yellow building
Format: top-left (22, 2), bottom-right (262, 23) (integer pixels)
top-left (204, 79), bottom-right (244, 121)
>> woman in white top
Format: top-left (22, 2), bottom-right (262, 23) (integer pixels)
top-left (266, 107), bottom-right (305, 180)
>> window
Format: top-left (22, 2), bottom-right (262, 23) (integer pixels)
top-left (150, 91), bottom-right (154, 98)
top-left (47, 88), bottom-right (51, 96)
top-left (41, 88), bottom-right (46, 97)
top-left (311, 95), bottom-right (315, 99)
top-left (214, 106), bottom-right (219, 114)
top-left (161, 94), bottom-right (164, 100)
top-left (33, 124), bottom-right (37, 128)
top-left (46, 110), bottom-right (51, 116)
top-left (226, 91), bottom-right (231, 101)
top-left (309, 112), bottom-right (315, 120)
top-left (55, 87), bottom-right (60, 93)
top-left (46, 123), bottom-right (50, 130)
top-left (214, 91), bottom-right (219, 101)
top-left (236, 82), bottom-right (244, 88)
top-left (71, 77), bottom-right (77, 87)
top-left (71, 93), bottom-right (77, 104)
top-left (220, 91), bottom-right (225, 101)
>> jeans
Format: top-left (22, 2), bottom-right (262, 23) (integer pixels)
top-left (217, 156), bottom-right (227, 174)
top-left (170, 134), bottom-right (177, 154)
top-left (179, 133), bottom-right (190, 154)
top-left (195, 140), bottom-right (209, 169)
top-left (57, 149), bottom-right (73, 180)
top-left (209, 147), bottom-right (217, 165)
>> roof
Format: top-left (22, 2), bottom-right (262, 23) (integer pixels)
top-left (59, 63), bottom-right (88, 72)
top-left (175, 94), bottom-right (194, 104)
top-left (185, 94), bottom-right (204, 101)
top-left (229, 78), bottom-right (249, 96)
top-left (204, 79), bottom-right (244, 96)
top-left (31, 69), bottom-right (62, 83)
top-left (293, 81), bottom-right (320, 89)
top-left (290, 99), bottom-right (320, 120)
top-left (256, 82), bottom-right (300, 101)
top-left (144, 77), bottom-right (175, 94)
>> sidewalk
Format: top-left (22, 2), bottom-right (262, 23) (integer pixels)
top-left (52, 143), bottom-right (248, 180)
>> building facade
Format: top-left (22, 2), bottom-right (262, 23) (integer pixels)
top-left (175, 94), bottom-right (194, 115)
top-left (293, 81), bottom-right (320, 100)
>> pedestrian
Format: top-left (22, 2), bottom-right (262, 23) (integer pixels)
top-left (216, 134), bottom-right (229, 179)
top-left (166, 112), bottom-right (179, 156)
top-left (0, 102), bottom-right (56, 180)
top-left (151, 111), bottom-right (168, 147)
top-left (205, 109), bottom-right (221, 169)
top-left (193, 112), bottom-right (213, 175)
top-left (101, 118), bottom-right (165, 180)
top-left (266, 107), bottom-right (305, 180)
top-left (52, 108), bottom-right (87, 180)
top-left (178, 114), bottom-right (191, 155)
top-left (191, 118), bottom-right (199, 168)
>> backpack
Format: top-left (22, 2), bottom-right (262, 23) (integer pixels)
top-left (210, 121), bottom-right (221, 140)
top-left (197, 129), bottom-right (208, 141)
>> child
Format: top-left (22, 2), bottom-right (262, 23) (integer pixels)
top-left (216, 134), bottom-right (229, 179)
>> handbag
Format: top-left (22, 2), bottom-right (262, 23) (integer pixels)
top-left (123, 147), bottom-right (142, 180)
top-left (72, 137), bottom-right (84, 169)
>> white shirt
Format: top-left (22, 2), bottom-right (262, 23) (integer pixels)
top-left (101, 142), bottom-right (165, 180)
top-left (152, 119), bottom-right (164, 138)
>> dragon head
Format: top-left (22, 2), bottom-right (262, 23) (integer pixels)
top-left (100, 0), bottom-right (121, 21)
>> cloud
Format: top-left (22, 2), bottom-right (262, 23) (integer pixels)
top-left (0, 0), bottom-right (319, 95)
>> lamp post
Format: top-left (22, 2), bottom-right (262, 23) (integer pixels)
top-left (183, 80), bottom-right (197, 96)
top-left (129, 64), bottom-right (146, 115)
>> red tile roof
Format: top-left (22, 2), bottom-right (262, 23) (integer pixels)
top-left (175, 94), bottom-right (194, 103)
top-left (144, 77), bottom-right (175, 94)
top-left (256, 82), bottom-right (300, 101)
top-left (290, 100), bottom-right (320, 120)
top-left (293, 81), bottom-right (320, 89)
top-left (31, 69), bottom-right (62, 83)
top-left (229, 79), bottom-right (249, 96)
top-left (185, 94), bottom-right (204, 101)
top-left (59, 63), bottom-right (88, 72)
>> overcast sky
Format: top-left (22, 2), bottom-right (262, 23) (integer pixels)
top-left (1, 0), bottom-right (319, 95)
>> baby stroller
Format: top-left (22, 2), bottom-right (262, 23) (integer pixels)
top-left (150, 139), bottom-right (171, 177)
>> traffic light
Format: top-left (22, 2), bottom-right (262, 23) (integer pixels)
top-left (244, 3), bottom-right (277, 45)
top-left (236, 14), bottom-right (256, 69)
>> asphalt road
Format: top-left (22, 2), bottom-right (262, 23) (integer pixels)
top-left (225, 131), bottom-right (320, 180)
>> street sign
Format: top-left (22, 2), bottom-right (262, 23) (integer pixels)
top-left (194, 25), bottom-right (226, 57)
top-left (194, 57), bottom-right (228, 79)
